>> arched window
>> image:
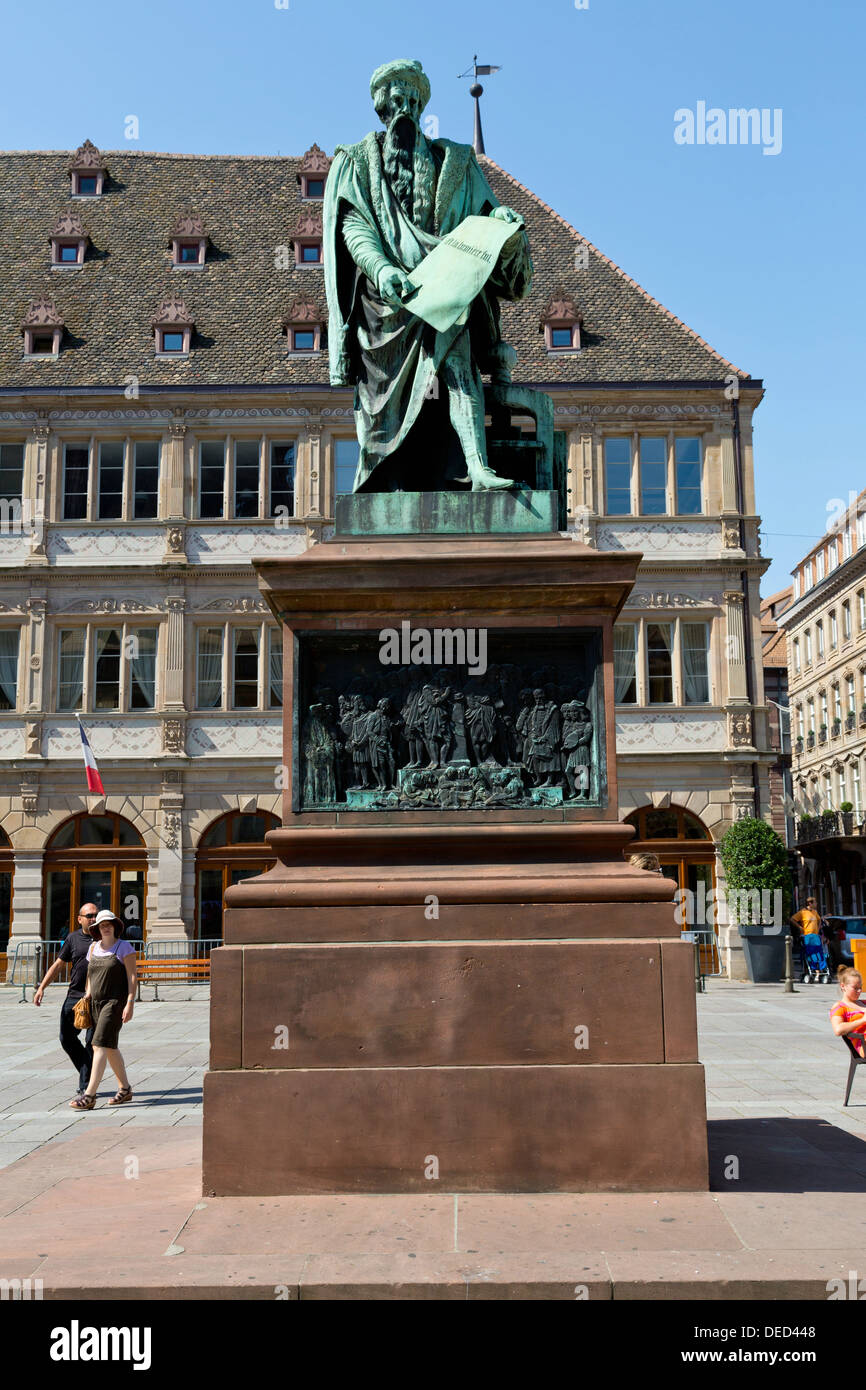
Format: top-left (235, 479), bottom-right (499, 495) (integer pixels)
top-left (195, 811), bottom-right (278, 939)
top-left (625, 804), bottom-right (718, 969)
top-left (626, 806), bottom-right (711, 843)
top-left (0, 825), bottom-right (13, 967)
top-left (43, 813), bottom-right (146, 943)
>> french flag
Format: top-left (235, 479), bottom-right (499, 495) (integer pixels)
top-left (76, 717), bottom-right (105, 795)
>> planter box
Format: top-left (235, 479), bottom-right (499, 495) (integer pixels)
top-left (738, 924), bottom-right (788, 983)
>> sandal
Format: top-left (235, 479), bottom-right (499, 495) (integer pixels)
top-left (107, 1086), bottom-right (133, 1106)
top-left (69, 1093), bottom-right (96, 1110)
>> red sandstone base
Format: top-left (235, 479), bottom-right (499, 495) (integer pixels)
top-left (203, 825), bottom-right (709, 1196)
top-left (202, 538), bottom-right (709, 1196)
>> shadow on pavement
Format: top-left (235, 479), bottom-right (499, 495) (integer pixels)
top-left (709, 1117), bottom-right (866, 1192)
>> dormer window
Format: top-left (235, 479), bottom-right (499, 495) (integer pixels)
top-left (282, 299), bottom-right (323, 354)
top-left (22, 298), bottom-right (64, 357)
top-left (68, 140), bottom-right (107, 198)
top-left (49, 211), bottom-right (89, 267)
top-left (170, 212), bottom-right (208, 269)
top-left (152, 298), bottom-right (194, 357)
top-left (298, 143), bottom-right (330, 200)
top-left (293, 211), bottom-right (323, 267)
top-left (541, 292), bottom-right (583, 353)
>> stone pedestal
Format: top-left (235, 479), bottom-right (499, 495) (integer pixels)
top-left (203, 533), bottom-right (708, 1195)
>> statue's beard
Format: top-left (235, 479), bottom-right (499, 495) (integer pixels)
top-left (383, 112), bottom-right (436, 230)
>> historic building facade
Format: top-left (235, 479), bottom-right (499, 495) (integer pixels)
top-left (761, 588), bottom-right (794, 846)
top-left (780, 491), bottom-right (866, 913)
top-left (0, 141), bottom-right (770, 977)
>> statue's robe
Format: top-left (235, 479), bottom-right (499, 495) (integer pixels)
top-left (324, 132), bottom-right (532, 492)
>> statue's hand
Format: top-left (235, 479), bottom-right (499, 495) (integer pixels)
top-left (377, 265), bottom-right (414, 308)
top-left (489, 206), bottom-right (522, 225)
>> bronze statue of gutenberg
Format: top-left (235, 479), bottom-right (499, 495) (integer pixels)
top-left (324, 58), bottom-right (532, 493)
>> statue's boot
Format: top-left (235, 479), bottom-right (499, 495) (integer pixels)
top-left (468, 464), bottom-right (515, 492)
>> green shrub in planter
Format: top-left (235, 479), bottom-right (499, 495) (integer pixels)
top-left (719, 817), bottom-right (793, 925)
top-left (719, 819), bottom-right (794, 982)
top-left (841, 801), bottom-right (854, 813)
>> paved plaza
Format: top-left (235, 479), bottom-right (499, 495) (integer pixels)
top-left (0, 988), bottom-right (207, 1170)
top-left (2, 976), bottom-right (866, 1298)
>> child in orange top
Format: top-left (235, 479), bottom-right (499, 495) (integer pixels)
top-left (830, 967), bottom-right (866, 1057)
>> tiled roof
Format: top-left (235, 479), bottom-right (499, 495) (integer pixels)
top-left (0, 147), bottom-right (753, 390)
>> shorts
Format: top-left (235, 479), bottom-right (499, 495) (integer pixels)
top-left (90, 998), bottom-right (124, 1049)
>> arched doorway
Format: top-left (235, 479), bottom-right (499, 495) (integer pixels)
top-left (625, 804), bottom-right (719, 971)
top-left (43, 813), bottom-right (147, 943)
top-left (195, 810), bottom-right (279, 939)
top-left (0, 825), bottom-right (13, 976)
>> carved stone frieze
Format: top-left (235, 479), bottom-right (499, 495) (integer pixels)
top-left (629, 590), bottom-right (722, 609)
top-left (196, 596), bottom-right (268, 612)
top-left (727, 710), bottom-right (753, 747)
top-left (56, 597), bottom-right (157, 614)
top-left (162, 718), bottom-right (185, 755)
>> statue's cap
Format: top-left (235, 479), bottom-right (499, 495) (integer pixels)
top-left (369, 58), bottom-right (431, 110)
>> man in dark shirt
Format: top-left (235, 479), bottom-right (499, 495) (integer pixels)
top-left (34, 903), bottom-right (97, 1097)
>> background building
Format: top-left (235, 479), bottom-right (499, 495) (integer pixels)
top-left (781, 490), bottom-right (866, 913)
top-left (761, 587), bottom-right (794, 844)
top-left (0, 140), bottom-right (770, 977)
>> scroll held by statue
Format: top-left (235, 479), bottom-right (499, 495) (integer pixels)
top-left (401, 214), bottom-right (526, 332)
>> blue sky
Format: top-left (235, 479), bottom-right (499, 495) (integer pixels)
top-left (2, 0), bottom-right (863, 596)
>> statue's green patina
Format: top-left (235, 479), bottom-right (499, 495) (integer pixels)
top-left (324, 58), bottom-right (533, 493)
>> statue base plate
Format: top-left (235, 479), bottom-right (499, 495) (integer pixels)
top-left (335, 489), bottom-right (559, 536)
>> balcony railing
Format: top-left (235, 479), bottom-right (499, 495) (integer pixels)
top-left (796, 811), bottom-right (859, 843)
top-left (847, 711), bottom-right (857, 732)
top-left (807, 731), bottom-right (816, 750)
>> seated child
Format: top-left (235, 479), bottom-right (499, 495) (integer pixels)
top-left (830, 967), bottom-right (866, 1057)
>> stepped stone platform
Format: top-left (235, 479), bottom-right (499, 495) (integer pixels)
top-left (2, 1116), bottom-right (865, 1300)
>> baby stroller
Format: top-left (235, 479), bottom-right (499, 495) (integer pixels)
top-left (800, 931), bottom-right (832, 984)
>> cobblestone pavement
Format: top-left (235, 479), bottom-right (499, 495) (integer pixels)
top-left (0, 975), bottom-right (863, 1172)
top-left (0, 987), bottom-right (206, 1170)
top-left (700, 977), bottom-right (866, 1134)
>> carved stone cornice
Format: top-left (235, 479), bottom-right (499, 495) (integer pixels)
top-left (295, 211), bottom-right (323, 238)
top-left (299, 143), bottom-right (331, 175)
top-left (151, 297), bottom-right (194, 328)
top-left (68, 139), bottom-right (106, 172)
top-left (541, 290), bottom-right (582, 325)
top-left (554, 403), bottom-right (727, 422)
top-left (49, 210), bottom-right (87, 239)
top-left (22, 297), bottom-right (64, 328)
top-left (282, 298), bottom-right (323, 327)
top-left (170, 211), bottom-right (206, 238)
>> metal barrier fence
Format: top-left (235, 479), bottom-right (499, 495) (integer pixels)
top-left (681, 928), bottom-right (723, 992)
top-left (7, 936), bottom-right (223, 1003)
top-left (8, 939), bottom-right (70, 1003)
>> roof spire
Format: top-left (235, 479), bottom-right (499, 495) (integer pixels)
top-left (459, 56), bottom-right (501, 156)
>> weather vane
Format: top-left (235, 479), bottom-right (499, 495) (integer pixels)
top-left (458, 55), bottom-right (501, 155)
